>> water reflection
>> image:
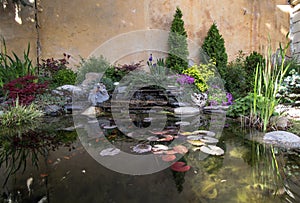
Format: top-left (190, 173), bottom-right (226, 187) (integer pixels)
top-left (0, 116), bottom-right (77, 202)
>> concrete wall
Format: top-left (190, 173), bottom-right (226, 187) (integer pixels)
top-left (0, 0), bottom-right (290, 67)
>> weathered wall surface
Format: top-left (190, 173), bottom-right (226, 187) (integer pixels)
top-left (0, 0), bottom-right (290, 66)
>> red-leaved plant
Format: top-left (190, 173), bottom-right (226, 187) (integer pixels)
top-left (3, 75), bottom-right (48, 105)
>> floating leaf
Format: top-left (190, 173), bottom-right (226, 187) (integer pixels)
top-left (164, 150), bottom-right (178, 155)
top-left (157, 135), bottom-right (174, 141)
top-left (170, 162), bottom-right (191, 172)
top-left (175, 121), bottom-right (190, 126)
top-left (147, 136), bottom-right (159, 141)
top-left (100, 148), bottom-right (121, 156)
top-left (132, 144), bottom-right (152, 153)
top-left (152, 144), bottom-right (169, 151)
top-left (162, 154), bottom-right (176, 162)
top-left (150, 130), bottom-right (170, 135)
top-left (173, 145), bottom-right (188, 154)
top-left (187, 140), bottom-right (205, 146)
top-left (180, 131), bottom-right (195, 136)
top-left (200, 136), bottom-right (219, 144)
top-left (103, 125), bottom-right (117, 129)
top-left (187, 135), bottom-right (203, 140)
top-left (200, 145), bottom-right (224, 156)
top-left (194, 130), bottom-right (216, 137)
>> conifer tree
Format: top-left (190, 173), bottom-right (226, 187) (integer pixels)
top-left (166, 7), bottom-right (189, 73)
top-left (202, 22), bottom-right (228, 79)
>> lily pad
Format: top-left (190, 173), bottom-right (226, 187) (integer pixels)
top-left (147, 136), bottom-right (159, 141)
top-left (103, 125), bottom-right (117, 129)
top-left (187, 140), bottom-right (205, 146)
top-left (200, 145), bottom-right (224, 156)
top-left (162, 154), bottom-right (176, 162)
top-left (164, 150), bottom-right (178, 155)
top-left (180, 131), bottom-right (195, 136)
top-left (157, 135), bottom-right (174, 141)
top-left (175, 121), bottom-right (190, 126)
top-left (173, 145), bottom-right (188, 154)
top-left (200, 136), bottom-right (219, 144)
top-left (195, 130), bottom-right (216, 137)
top-left (170, 162), bottom-right (191, 172)
top-left (100, 148), bottom-right (121, 156)
top-left (132, 144), bottom-right (152, 153)
top-left (187, 135), bottom-right (203, 140)
top-left (152, 144), bottom-right (169, 151)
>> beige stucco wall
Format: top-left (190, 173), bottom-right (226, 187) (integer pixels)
top-left (0, 0), bottom-right (290, 67)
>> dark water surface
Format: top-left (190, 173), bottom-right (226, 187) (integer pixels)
top-left (0, 114), bottom-right (299, 203)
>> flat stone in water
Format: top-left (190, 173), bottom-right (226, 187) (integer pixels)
top-left (264, 131), bottom-right (300, 148)
top-left (174, 107), bottom-right (200, 115)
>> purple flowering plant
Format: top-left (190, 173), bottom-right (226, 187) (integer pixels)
top-left (207, 85), bottom-right (234, 106)
top-left (176, 74), bottom-right (195, 85)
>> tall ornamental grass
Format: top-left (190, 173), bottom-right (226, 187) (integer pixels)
top-left (252, 39), bottom-right (291, 131)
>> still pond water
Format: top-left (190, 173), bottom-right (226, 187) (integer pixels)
top-left (0, 111), bottom-right (299, 203)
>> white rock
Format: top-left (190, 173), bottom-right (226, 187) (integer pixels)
top-left (174, 107), bottom-right (200, 115)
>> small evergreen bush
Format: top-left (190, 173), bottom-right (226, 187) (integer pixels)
top-left (166, 7), bottom-right (189, 73)
top-left (202, 23), bottom-right (228, 79)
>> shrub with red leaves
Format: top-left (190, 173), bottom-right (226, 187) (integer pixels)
top-left (3, 75), bottom-right (48, 105)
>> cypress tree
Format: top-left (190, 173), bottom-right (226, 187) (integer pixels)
top-left (166, 7), bottom-right (189, 73)
top-left (202, 22), bottom-right (228, 79)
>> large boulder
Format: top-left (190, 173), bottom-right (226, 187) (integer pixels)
top-left (264, 131), bottom-right (300, 148)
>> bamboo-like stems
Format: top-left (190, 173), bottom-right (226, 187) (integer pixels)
top-left (251, 37), bottom-right (291, 131)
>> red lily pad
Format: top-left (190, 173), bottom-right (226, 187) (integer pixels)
top-left (164, 150), bottom-right (178, 155)
top-left (158, 135), bottom-right (174, 141)
top-left (170, 162), bottom-right (191, 172)
top-left (162, 154), bottom-right (176, 162)
top-left (173, 145), bottom-right (188, 154)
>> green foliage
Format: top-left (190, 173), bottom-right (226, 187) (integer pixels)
top-left (165, 7), bottom-right (189, 73)
top-left (0, 98), bottom-right (43, 127)
top-left (244, 51), bottom-right (264, 90)
top-left (0, 39), bottom-right (35, 90)
top-left (227, 93), bottom-right (265, 118)
top-left (202, 22), bottom-right (228, 79)
top-left (51, 68), bottom-right (77, 88)
top-left (182, 63), bottom-right (215, 92)
top-left (225, 51), bottom-right (248, 99)
top-left (34, 92), bottom-right (66, 109)
top-left (252, 39), bottom-right (291, 131)
top-left (76, 56), bottom-right (112, 84)
top-left (277, 69), bottom-right (300, 103)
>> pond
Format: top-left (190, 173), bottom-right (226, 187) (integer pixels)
top-left (0, 97), bottom-right (300, 203)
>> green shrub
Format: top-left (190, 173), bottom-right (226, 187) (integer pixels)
top-left (244, 51), bottom-right (264, 90)
top-left (224, 51), bottom-right (248, 99)
top-left (227, 93), bottom-right (265, 118)
top-left (277, 69), bottom-right (300, 103)
top-left (0, 39), bottom-right (35, 89)
top-left (182, 63), bottom-right (215, 92)
top-left (76, 56), bottom-right (112, 84)
top-left (0, 98), bottom-right (43, 127)
top-left (202, 23), bottom-right (228, 79)
top-left (165, 7), bottom-right (189, 73)
top-left (51, 68), bottom-right (77, 88)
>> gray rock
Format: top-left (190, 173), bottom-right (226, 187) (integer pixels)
top-left (0, 110), bottom-right (3, 116)
top-left (264, 131), bottom-right (300, 148)
top-left (44, 105), bottom-right (63, 116)
top-left (174, 107), bottom-right (200, 115)
top-left (81, 72), bottom-right (103, 87)
top-left (88, 83), bottom-right (109, 106)
top-left (269, 116), bottom-right (289, 130)
top-left (56, 85), bottom-right (84, 97)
